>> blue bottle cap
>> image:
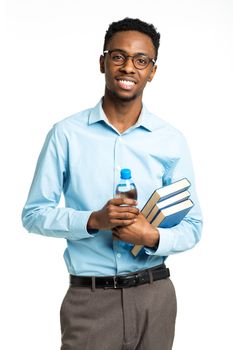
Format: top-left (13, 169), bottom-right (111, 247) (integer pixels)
top-left (120, 168), bottom-right (131, 179)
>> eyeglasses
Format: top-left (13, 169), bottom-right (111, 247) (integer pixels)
top-left (103, 50), bottom-right (156, 70)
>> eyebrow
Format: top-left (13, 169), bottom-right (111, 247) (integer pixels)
top-left (109, 48), bottom-right (149, 56)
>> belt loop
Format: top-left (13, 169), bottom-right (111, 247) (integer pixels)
top-left (149, 270), bottom-right (153, 284)
top-left (91, 276), bottom-right (96, 292)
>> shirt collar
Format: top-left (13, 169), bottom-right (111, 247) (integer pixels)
top-left (88, 99), bottom-right (110, 125)
top-left (88, 98), bottom-right (157, 132)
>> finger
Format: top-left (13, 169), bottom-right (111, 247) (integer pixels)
top-left (116, 206), bottom-right (139, 215)
top-left (111, 218), bottom-right (136, 226)
top-left (118, 211), bottom-right (138, 218)
top-left (110, 212), bottom-right (138, 221)
top-left (107, 206), bottom-right (138, 219)
top-left (109, 198), bottom-right (138, 207)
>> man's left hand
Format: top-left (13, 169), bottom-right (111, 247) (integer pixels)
top-left (112, 213), bottom-right (159, 248)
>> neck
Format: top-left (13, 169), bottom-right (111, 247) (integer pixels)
top-left (102, 90), bottom-right (143, 133)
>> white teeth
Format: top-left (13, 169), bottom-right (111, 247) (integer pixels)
top-left (119, 80), bottom-right (135, 85)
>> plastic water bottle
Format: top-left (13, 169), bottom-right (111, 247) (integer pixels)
top-left (115, 169), bottom-right (137, 248)
top-left (116, 169), bottom-right (138, 201)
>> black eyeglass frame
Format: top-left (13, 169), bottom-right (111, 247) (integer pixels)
top-left (103, 50), bottom-right (156, 70)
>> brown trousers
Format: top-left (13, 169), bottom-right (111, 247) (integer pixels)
top-left (60, 278), bottom-right (177, 350)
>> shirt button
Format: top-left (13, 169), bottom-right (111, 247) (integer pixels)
top-left (116, 253), bottom-right (121, 258)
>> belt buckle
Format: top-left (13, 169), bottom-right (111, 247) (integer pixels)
top-left (113, 276), bottom-right (117, 288)
top-left (104, 276), bottom-right (118, 289)
top-left (113, 276), bottom-right (124, 289)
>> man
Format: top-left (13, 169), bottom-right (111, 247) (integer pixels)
top-left (22, 18), bottom-right (202, 350)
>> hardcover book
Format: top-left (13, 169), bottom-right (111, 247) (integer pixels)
top-left (150, 199), bottom-right (194, 228)
top-left (141, 178), bottom-right (191, 218)
top-left (146, 190), bottom-right (190, 223)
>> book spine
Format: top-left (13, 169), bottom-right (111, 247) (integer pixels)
top-left (131, 244), bottom-right (143, 256)
top-left (140, 192), bottom-right (159, 217)
top-left (146, 204), bottom-right (159, 223)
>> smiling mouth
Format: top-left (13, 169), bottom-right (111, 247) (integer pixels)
top-left (116, 79), bottom-right (136, 90)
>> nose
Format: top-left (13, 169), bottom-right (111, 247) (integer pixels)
top-left (119, 57), bottom-right (136, 74)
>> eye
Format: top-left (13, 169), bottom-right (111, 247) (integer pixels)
top-left (111, 52), bottom-right (125, 63)
top-left (135, 55), bottom-right (149, 67)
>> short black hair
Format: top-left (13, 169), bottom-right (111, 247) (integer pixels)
top-left (103, 17), bottom-right (160, 61)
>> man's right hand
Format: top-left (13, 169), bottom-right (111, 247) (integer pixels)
top-left (87, 198), bottom-right (139, 231)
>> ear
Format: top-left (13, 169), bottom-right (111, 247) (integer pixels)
top-left (99, 55), bottom-right (105, 73)
top-left (148, 65), bottom-right (157, 82)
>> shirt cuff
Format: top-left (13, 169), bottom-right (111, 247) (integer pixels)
top-left (69, 210), bottom-right (97, 240)
top-left (144, 227), bottom-right (173, 256)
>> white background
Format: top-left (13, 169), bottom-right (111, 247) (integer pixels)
top-left (1, 0), bottom-right (233, 349)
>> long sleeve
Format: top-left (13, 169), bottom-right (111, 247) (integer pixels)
top-left (22, 124), bottom-right (94, 240)
top-left (145, 134), bottom-right (203, 256)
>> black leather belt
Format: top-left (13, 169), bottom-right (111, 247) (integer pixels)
top-left (70, 264), bottom-right (170, 289)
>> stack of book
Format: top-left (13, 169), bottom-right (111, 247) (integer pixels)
top-left (131, 178), bottom-right (194, 256)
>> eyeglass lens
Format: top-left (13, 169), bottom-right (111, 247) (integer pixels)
top-left (109, 51), bottom-right (151, 69)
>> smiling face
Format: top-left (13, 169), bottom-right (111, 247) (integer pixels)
top-left (100, 30), bottom-right (157, 102)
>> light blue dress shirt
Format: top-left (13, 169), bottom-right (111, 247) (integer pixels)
top-left (22, 99), bottom-right (202, 276)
